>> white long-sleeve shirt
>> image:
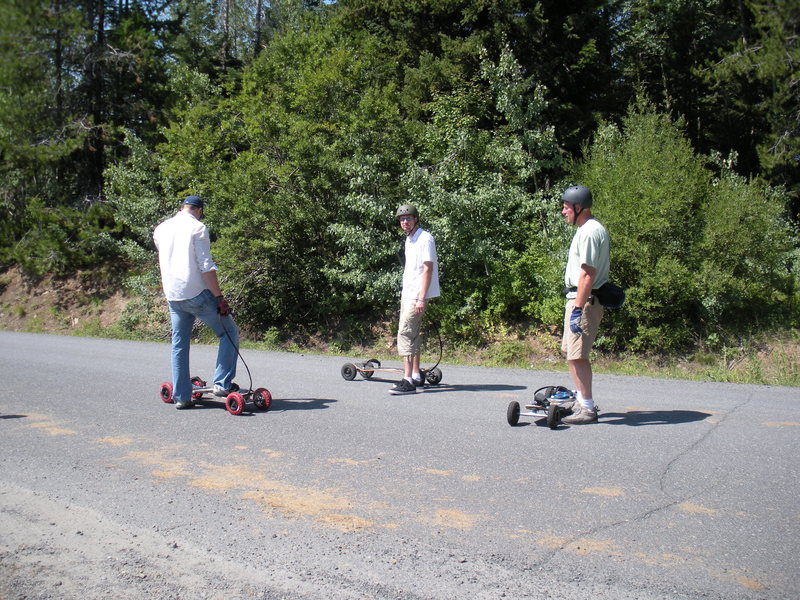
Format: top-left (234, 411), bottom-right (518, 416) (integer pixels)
top-left (153, 210), bottom-right (217, 301)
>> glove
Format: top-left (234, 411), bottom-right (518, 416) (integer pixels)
top-left (216, 295), bottom-right (232, 317)
top-left (569, 306), bottom-right (583, 335)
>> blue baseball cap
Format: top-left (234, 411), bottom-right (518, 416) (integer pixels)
top-left (183, 195), bottom-right (204, 208)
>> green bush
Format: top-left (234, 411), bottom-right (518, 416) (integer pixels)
top-left (571, 98), bottom-right (798, 351)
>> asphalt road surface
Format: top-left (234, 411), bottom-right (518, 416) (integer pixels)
top-left (0, 331), bottom-right (797, 600)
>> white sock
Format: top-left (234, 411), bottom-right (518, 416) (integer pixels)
top-left (577, 391), bottom-right (594, 411)
top-left (412, 372), bottom-right (422, 381)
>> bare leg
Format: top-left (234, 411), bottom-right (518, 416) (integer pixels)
top-left (412, 353), bottom-right (421, 375)
top-left (567, 358), bottom-right (592, 400)
top-left (403, 355), bottom-right (414, 378)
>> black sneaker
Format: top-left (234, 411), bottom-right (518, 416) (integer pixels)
top-left (412, 377), bottom-right (425, 388)
top-left (389, 379), bottom-right (417, 395)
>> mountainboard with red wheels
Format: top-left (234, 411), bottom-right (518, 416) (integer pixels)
top-left (340, 359), bottom-right (443, 385)
top-left (506, 386), bottom-right (580, 430)
top-left (159, 376), bottom-right (272, 415)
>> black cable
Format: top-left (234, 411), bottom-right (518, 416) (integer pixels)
top-left (220, 315), bottom-right (253, 393)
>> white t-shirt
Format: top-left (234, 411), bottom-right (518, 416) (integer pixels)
top-left (564, 218), bottom-right (610, 289)
top-left (402, 227), bottom-right (440, 300)
top-left (153, 210), bottom-right (218, 301)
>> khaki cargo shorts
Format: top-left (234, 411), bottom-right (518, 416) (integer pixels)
top-left (561, 299), bottom-right (604, 360)
top-left (397, 297), bottom-right (424, 357)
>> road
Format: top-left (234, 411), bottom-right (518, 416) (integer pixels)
top-left (0, 331), bottom-right (796, 599)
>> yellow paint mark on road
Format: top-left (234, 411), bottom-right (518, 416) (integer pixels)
top-left (97, 436), bottom-right (134, 446)
top-left (317, 513), bottom-right (375, 533)
top-left (462, 475), bottom-right (480, 482)
top-left (28, 420), bottom-right (76, 436)
top-left (432, 509), bottom-right (479, 529)
top-left (566, 537), bottom-right (621, 557)
top-left (677, 502), bottom-right (717, 515)
top-left (537, 534), bottom-right (570, 549)
top-left (581, 486), bottom-right (624, 497)
top-left (125, 450), bottom-right (191, 479)
top-left (735, 574), bottom-right (765, 590)
top-left (762, 421), bottom-right (800, 428)
top-left (188, 464), bottom-right (374, 532)
top-left (328, 458), bottom-right (379, 466)
top-left (415, 467), bottom-right (453, 476)
top-left (260, 449), bottom-right (284, 458)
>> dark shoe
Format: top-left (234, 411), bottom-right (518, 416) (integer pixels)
top-left (562, 405), bottom-right (598, 425)
top-left (412, 377), bottom-right (425, 388)
top-left (175, 399), bottom-right (195, 410)
top-left (389, 379), bottom-right (417, 395)
top-left (213, 382), bottom-right (240, 397)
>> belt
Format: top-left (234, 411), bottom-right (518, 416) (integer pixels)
top-left (564, 287), bottom-right (596, 303)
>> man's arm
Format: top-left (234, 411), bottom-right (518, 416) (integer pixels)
top-left (201, 269), bottom-right (223, 297)
top-left (416, 262), bottom-right (433, 313)
top-left (575, 264), bottom-right (597, 307)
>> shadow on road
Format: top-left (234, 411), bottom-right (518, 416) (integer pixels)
top-left (344, 377), bottom-right (526, 394)
top-left (269, 398), bottom-right (337, 412)
top-left (600, 410), bottom-right (712, 426)
top-left (421, 384), bottom-right (527, 393)
top-left (193, 397), bottom-right (337, 414)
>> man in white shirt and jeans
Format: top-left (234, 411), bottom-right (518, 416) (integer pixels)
top-left (391, 204), bottom-right (440, 395)
top-left (153, 195), bottom-right (238, 409)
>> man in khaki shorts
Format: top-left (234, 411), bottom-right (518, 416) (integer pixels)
top-left (390, 204), bottom-right (440, 395)
top-left (559, 185), bottom-right (610, 424)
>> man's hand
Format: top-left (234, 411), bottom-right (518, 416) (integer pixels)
top-left (569, 306), bottom-right (583, 335)
top-left (216, 295), bottom-right (232, 317)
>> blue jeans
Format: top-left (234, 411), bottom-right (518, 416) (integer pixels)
top-left (168, 289), bottom-right (239, 403)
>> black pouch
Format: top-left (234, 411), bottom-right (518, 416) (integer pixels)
top-left (594, 281), bottom-right (625, 308)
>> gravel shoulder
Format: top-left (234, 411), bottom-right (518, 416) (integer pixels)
top-left (0, 481), bottom-right (320, 600)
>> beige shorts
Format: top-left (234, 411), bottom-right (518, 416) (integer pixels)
top-left (397, 297), bottom-right (424, 356)
top-left (561, 299), bottom-right (604, 360)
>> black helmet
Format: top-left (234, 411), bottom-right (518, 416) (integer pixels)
top-left (396, 204), bottom-right (419, 219)
top-left (561, 185), bottom-right (593, 209)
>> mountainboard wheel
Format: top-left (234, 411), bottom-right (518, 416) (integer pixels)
top-left (191, 376), bottom-right (206, 400)
top-left (425, 367), bottom-right (443, 385)
top-left (361, 359), bottom-right (379, 379)
top-left (341, 363), bottom-right (357, 381)
top-left (226, 392), bottom-right (246, 415)
top-left (506, 401), bottom-right (520, 426)
top-left (547, 403), bottom-right (560, 429)
top-left (160, 382), bottom-right (174, 403)
top-left (253, 388), bottom-right (272, 411)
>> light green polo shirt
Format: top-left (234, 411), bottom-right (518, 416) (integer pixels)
top-left (564, 218), bottom-right (610, 290)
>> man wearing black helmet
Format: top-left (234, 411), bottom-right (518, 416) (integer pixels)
top-left (559, 185), bottom-right (609, 424)
top-left (391, 204), bottom-right (440, 395)
top-left (153, 195), bottom-right (239, 410)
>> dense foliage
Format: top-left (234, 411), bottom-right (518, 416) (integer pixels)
top-left (1, 0), bottom-right (798, 352)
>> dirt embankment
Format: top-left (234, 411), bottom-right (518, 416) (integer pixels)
top-left (0, 267), bottom-right (133, 335)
